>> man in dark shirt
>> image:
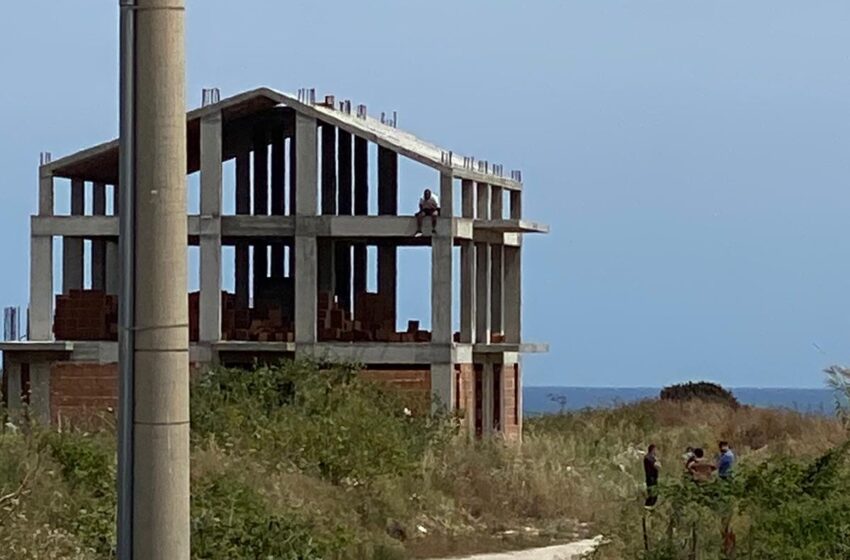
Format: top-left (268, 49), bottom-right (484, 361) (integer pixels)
top-left (643, 444), bottom-right (660, 507)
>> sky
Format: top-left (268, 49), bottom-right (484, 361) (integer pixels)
top-left (1, 1), bottom-right (849, 388)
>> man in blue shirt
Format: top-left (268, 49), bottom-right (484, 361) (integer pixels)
top-left (717, 441), bottom-right (735, 479)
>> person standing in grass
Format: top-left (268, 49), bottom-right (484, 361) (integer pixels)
top-left (717, 441), bottom-right (735, 479)
top-left (643, 444), bottom-right (661, 507)
top-left (688, 448), bottom-right (716, 483)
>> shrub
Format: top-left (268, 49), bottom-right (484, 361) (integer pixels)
top-left (660, 381), bottom-right (739, 408)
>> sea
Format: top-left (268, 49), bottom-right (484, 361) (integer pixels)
top-left (523, 387), bottom-right (842, 416)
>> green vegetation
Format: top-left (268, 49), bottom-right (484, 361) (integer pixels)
top-left (0, 361), bottom-right (848, 559)
top-left (659, 381), bottom-right (740, 408)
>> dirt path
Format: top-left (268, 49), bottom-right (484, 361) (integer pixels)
top-left (430, 535), bottom-right (604, 560)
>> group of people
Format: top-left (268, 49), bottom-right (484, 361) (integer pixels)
top-left (642, 441), bottom-right (735, 506)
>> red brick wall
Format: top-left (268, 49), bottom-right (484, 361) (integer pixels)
top-left (50, 362), bottom-right (118, 427)
top-left (455, 364), bottom-right (474, 429)
top-left (503, 364), bottom-right (521, 440)
top-left (358, 369), bottom-right (431, 414)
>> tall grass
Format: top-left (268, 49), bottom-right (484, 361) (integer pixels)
top-left (0, 362), bottom-right (846, 559)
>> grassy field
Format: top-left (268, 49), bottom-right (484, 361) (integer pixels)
top-left (0, 361), bottom-right (847, 559)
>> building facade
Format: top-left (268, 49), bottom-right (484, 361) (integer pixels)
top-left (0, 88), bottom-right (547, 438)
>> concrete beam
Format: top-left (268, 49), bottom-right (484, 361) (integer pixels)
top-left (504, 246), bottom-right (521, 343)
top-left (29, 235), bottom-right (53, 340)
top-left (475, 242), bottom-right (491, 344)
top-left (301, 342), bottom-right (453, 365)
top-left (62, 179), bottom-right (84, 293)
top-left (199, 113), bottom-right (223, 342)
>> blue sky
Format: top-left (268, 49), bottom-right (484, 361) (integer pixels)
top-left (1, 1), bottom-right (849, 388)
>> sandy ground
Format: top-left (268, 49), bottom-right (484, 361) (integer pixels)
top-left (431, 536), bottom-right (604, 560)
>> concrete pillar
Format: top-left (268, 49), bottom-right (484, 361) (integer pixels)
top-left (490, 246), bottom-right (503, 335)
top-left (491, 185), bottom-right (503, 220)
top-left (91, 182), bottom-right (107, 290)
top-left (38, 169), bottom-right (53, 216)
top-left (106, 184), bottom-right (119, 295)
top-left (377, 146), bottom-right (398, 325)
top-left (288, 133), bottom-right (297, 275)
top-left (353, 136), bottom-right (368, 306)
top-left (504, 245), bottom-right (522, 344)
top-left (295, 113), bottom-right (318, 345)
top-left (510, 190), bottom-right (522, 220)
top-left (29, 361), bottom-right (51, 425)
top-left (318, 122), bottom-right (337, 296)
top-left (460, 179), bottom-right (475, 343)
top-left (481, 361), bottom-right (494, 435)
top-left (62, 179), bottom-right (84, 293)
top-left (252, 129), bottom-right (268, 299)
top-left (132, 1), bottom-right (190, 556)
top-left (199, 112), bottom-right (222, 343)
top-left (336, 130), bottom-right (352, 311)
top-left (431, 171), bottom-right (454, 412)
top-left (30, 235), bottom-right (53, 340)
top-left (235, 151), bottom-right (250, 309)
top-left (475, 243), bottom-right (491, 344)
top-left (270, 128), bottom-right (286, 277)
top-left (476, 181), bottom-right (490, 221)
top-left (4, 358), bottom-right (22, 423)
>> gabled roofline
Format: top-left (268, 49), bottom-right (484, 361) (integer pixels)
top-left (43, 87), bottom-right (523, 190)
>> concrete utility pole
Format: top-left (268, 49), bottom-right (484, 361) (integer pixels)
top-left (121, 0), bottom-right (190, 558)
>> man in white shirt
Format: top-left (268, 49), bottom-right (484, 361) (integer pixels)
top-left (415, 188), bottom-right (440, 237)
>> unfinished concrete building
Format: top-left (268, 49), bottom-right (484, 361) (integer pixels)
top-left (0, 88), bottom-right (547, 438)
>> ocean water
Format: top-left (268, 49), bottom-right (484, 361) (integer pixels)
top-left (524, 386), bottom-right (841, 416)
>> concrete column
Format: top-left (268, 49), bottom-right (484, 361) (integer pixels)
top-left (490, 245), bottom-right (503, 335)
top-left (30, 235), bottom-right (53, 340)
top-left (235, 151), bottom-right (250, 309)
top-left (294, 237), bottom-right (317, 344)
top-left (38, 170), bottom-right (53, 216)
top-left (4, 358), bottom-right (22, 423)
top-left (431, 173), bottom-right (454, 411)
top-left (288, 133), bottom-right (297, 275)
top-left (295, 113), bottom-right (318, 345)
top-left (481, 361), bottom-right (494, 435)
top-left (353, 136), bottom-right (368, 306)
top-left (106, 184), bottom-right (119, 295)
top-left (504, 245), bottom-right (522, 343)
top-left (295, 114), bottom-right (318, 216)
top-left (270, 128), bottom-right (286, 277)
top-left (318, 123), bottom-right (337, 296)
top-left (510, 190), bottom-right (522, 220)
top-left (199, 112), bottom-right (222, 343)
top-left (460, 179), bottom-right (475, 343)
top-left (132, 1), bottom-right (190, 556)
top-left (476, 181), bottom-right (490, 221)
top-left (336, 129), bottom-right (352, 310)
top-left (491, 185), bottom-right (503, 220)
top-left (29, 361), bottom-right (51, 425)
top-left (91, 182), bottom-right (107, 290)
top-left (439, 169), bottom-right (454, 218)
top-left (62, 179), bottom-right (84, 293)
top-left (377, 146), bottom-right (398, 325)
top-left (475, 243), bottom-right (491, 344)
top-left (253, 129), bottom-right (269, 299)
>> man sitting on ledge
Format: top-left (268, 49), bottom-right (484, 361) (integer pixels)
top-left (415, 188), bottom-right (440, 237)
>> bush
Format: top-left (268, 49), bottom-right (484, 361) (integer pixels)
top-left (660, 381), bottom-right (739, 408)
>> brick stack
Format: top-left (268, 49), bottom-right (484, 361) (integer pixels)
top-left (319, 291), bottom-right (431, 342)
top-left (188, 291), bottom-right (294, 342)
top-left (53, 290), bottom-right (118, 341)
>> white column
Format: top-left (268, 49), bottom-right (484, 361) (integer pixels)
top-left (199, 112), bottom-right (222, 343)
top-left (31, 172), bottom-right (54, 339)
